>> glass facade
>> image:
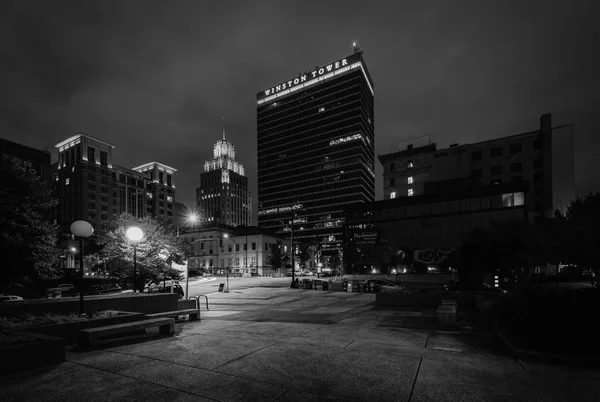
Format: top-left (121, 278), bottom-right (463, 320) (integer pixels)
top-left (257, 52), bottom-right (375, 253)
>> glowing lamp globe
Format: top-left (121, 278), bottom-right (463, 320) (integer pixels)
top-left (70, 220), bottom-right (94, 238)
top-left (126, 226), bottom-right (144, 242)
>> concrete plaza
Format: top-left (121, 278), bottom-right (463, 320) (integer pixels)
top-left (1, 287), bottom-right (599, 401)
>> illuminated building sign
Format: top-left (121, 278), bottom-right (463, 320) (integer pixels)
top-left (257, 53), bottom-right (373, 105)
top-left (258, 203), bottom-right (303, 216)
top-left (330, 133), bottom-right (366, 146)
top-left (1, 153), bottom-right (42, 177)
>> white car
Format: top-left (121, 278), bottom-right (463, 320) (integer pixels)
top-left (0, 295), bottom-right (24, 303)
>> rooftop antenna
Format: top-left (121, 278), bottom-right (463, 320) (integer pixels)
top-left (222, 116), bottom-right (226, 140)
top-left (352, 40), bottom-right (360, 54)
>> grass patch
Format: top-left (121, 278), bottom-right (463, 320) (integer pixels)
top-left (0, 310), bottom-right (120, 332)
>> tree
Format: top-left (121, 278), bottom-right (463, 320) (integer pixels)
top-left (267, 239), bottom-right (289, 275)
top-left (563, 192), bottom-right (600, 288)
top-left (297, 242), bottom-right (314, 270)
top-left (327, 251), bottom-right (341, 273)
top-left (0, 159), bottom-right (60, 293)
top-left (96, 214), bottom-right (190, 292)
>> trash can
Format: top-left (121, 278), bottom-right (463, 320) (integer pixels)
top-left (322, 281), bottom-right (329, 291)
top-left (351, 280), bottom-right (359, 292)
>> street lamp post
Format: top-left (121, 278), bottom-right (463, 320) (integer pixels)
top-left (290, 210), bottom-right (295, 288)
top-left (177, 212), bottom-right (199, 298)
top-left (223, 233), bottom-right (231, 293)
top-left (70, 220), bottom-right (94, 315)
top-left (126, 226), bottom-right (144, 293)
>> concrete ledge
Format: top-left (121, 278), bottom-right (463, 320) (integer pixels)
top-left (0, 332), bottom-right (65, 375)
top-left (494, 320), bottom-right (600, 366)
top-left (0, 293), bottom-right (180, 317)
top-left (377, 292), bottom-right (474, 309)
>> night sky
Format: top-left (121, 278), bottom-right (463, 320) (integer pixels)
top-left (2, 0), bottom-right (598, 220)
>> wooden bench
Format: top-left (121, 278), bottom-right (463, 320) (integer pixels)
top-left (145, 308), bottom-right (199, 321)
top-left (79, 318), bottom-right (174, 348)
top-left (436, 305), bottom-right (457, 328)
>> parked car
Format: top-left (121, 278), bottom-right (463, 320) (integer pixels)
top-left (364, 279), bottom-right (404, 292)
top-left (0, 295), bottom-right (24, 303)
top-left (147, 283), bottom-right (185, 299)
top-left (482, 283), bottom-right (508, 294)
top-left (46, 283), bottom-right (75, 296)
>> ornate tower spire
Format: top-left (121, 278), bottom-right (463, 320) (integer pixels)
top-left (222, 116), bottom-right (226, 141)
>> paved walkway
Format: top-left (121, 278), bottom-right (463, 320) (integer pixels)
top-left (1, 288), bottom-right (600, 401)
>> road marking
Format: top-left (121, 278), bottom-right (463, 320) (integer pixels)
top-left (432, 346), bottom-right (463, 353)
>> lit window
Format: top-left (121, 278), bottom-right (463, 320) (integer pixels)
top-left (167, 196), bottom-right (173, 202)
top-left (65, 178), bottom-right (70, 185)
top-left (408, 189), bottom-right (414, 196)
top-left (408, 160), bottom-right (413, 168)
top-left (514, 192), bottom-right (524, 206)
top-left (407, 176), bottom-right (413, 184)
top-left (319, 107), bottom-right (325, 112)
top-left (390, 192), bottom-right (396, 199)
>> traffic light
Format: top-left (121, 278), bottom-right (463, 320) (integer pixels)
top-left (219, 238), bottom-right (223, 248)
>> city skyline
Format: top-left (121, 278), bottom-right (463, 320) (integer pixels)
top-left (2, 1), bottom-right (598, 222)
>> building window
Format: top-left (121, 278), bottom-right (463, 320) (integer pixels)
top-left (167, 175), bottom-right (172, 186)
top-left (100, 205), bottom-right (108, 212)
top-left (221, 259), bottom-right (224, 267)
top-left (88, 175), bottom-right (96, 182)
top-left (318, 107), bottom-right (325, 112)
top-left (510, 143), bottom-right (522, 154)
top-left (390, 192), bottom-right (396, 199)
top-left (101, 196), bottom-right (108, 203)
top-left (251, 257), bottom-right (256, 266)
top-left (390, 163), bottom-right (396, 172)
top-left (159, 172), bottom-right (164, 184)
top-left (243, 243), bottom-right (247, 251)
top-left (407, 176), bottom-right (413, 184)
top-left (235, 258), bottom-right (240, 266)
top-left (510, 163), bottom-right (523, 173)
top-left (490, 165), bottom-right (503, 175)
top-left (65, 178), bottom-right (70, 185)
top-left (100, 214), bottom-right (107, 221)
top-left (407, 160), bottom-right (413, 168)
top-left (243, 257), bottom-right (247, 266)
top-left (471, 150), bottom-right (483, 161)
top-left (408, 189), bottom-right (414, 196)
top-left (228, 258), bottom-right (232, 266)
top-left (502, 192), bottom-right (525, 207)
top-left (264, 242), bottom-right (269, 251)
top-left (88, 203), bottom-right (96, 210)
top-left (252, 242), bottom-right (256, 250)
top-left (87, 147), bottom-right (95, 163)
top-left (100, 151), bottom-right (107, 166)
top-left (88, 194), bottom-right (96, 201)
top-left (167, 196), bottom-right (173, 202)
top-left (235, 244), bottom-right (239, 251)
top-left (490, 147), bottom-right (502, 158)
top-left (100, 186), bottom-right (108, 194)
top-left (390, 178), bottom-right (395, 186)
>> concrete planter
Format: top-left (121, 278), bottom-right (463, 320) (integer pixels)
top-left (21, 311), bottom-right (146, 345)
top-left (0, 332), bottom-right (65, 375)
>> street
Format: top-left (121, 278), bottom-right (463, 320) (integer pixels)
top-left (185, 276), bottom-right (292, 298)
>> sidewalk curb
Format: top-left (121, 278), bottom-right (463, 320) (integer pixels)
top-left (492, 319), bottom-right (600, 366)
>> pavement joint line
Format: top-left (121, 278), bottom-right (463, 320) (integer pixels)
top-left (69, 359), bottom-right (223, 401)
top-left (343, 340), bottom-right (356, 349)
top-left (432, 346), bottom-right (463, 353)
top-left (517, 358), bottom-right (527, 371)
top-left (211, 342), bottom-right (278, 372)
top-left (107, 346), bottom-right (287, 390)
top-left (407, 357), bottom-right (423, 402)
top-left (424, 332), bottom-right (431, 348)
top-left (271, 387), bottom-right (292, 401)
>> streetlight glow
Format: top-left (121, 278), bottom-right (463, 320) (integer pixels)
top-left (187, 212), bottom-right (200, 224)
top-left (126, 226), bottom-right (144, 242)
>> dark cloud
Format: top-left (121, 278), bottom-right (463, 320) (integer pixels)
top-left (1, 0), bottom-right (599, 213)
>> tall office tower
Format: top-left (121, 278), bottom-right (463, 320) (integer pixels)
top-left (256, 45), bottom-right (375, 256)
top-left (131, 162), bottom-right (177, 219)
top-left (53, 133), bottom-right (177, 235)
top-left (197, 128), bottom-right (251, 226)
